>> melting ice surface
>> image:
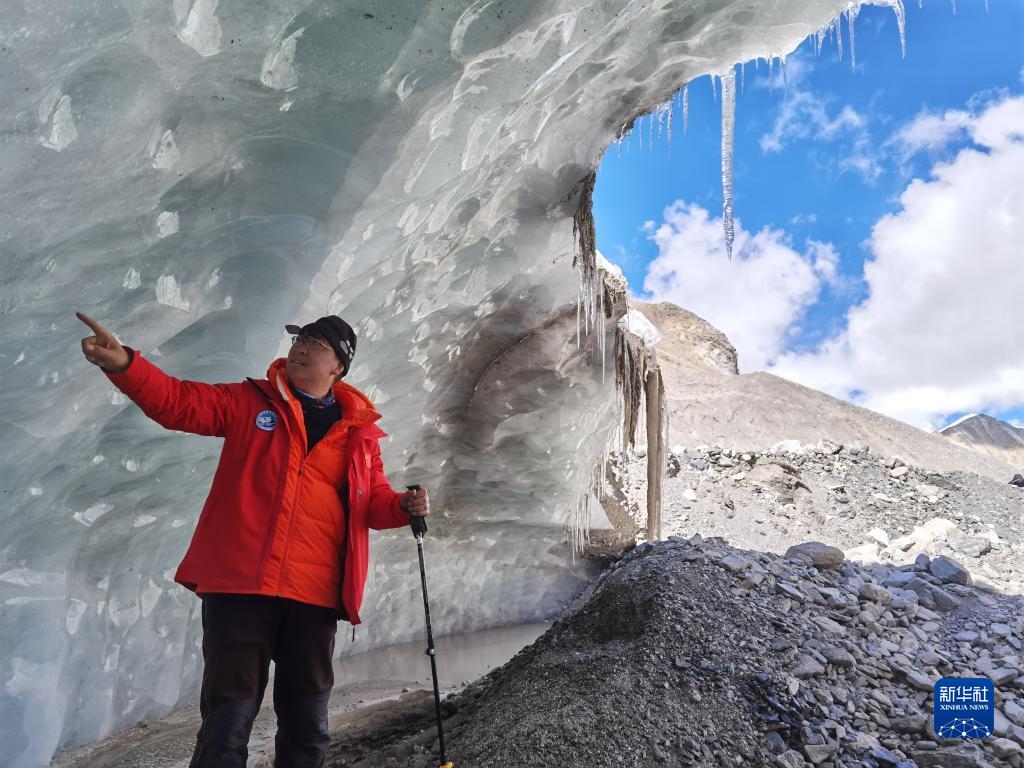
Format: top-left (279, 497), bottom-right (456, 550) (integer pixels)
top-left (0, 0), bottom-right (896, 764)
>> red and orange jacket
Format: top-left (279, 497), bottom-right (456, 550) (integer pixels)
top-left (105, 351), bottom-right (410, 623)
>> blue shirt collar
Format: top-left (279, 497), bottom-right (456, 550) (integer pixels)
top-left (289, 383), bottom-right (336, 409)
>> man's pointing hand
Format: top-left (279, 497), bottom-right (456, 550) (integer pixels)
top-left (77, 312), bottom-right (131, 374)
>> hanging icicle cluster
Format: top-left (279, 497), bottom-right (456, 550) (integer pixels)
top-left (811, 1), bottom-right (903, 68)
top-left (566, 167), bottom-right (670, 554)
top-left (614, 328), bottom-right (649, 454)
top-left (572, 170), bottom-right (613, 383)
top-left (572, 170), bottom-right (599, 347)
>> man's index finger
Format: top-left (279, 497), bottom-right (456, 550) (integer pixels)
top-left (76, 312), bottom-right (111, 338)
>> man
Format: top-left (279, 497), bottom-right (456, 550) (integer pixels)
top-left (76, 311), bottom-right (429, 768)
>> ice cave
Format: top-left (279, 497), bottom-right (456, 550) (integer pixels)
top-left (0, 0), bottom-right (913, 764)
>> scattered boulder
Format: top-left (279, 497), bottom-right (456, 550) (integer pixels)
top-left (785, 542), bottom-right (845, 569)
top-left (791, 655), bottom-right (826, 679)
top-left (890, 714), bottom-right (928, 734)
top-left (929, 555), bottom-right (972, 586)
top-left (770, 439), bottom-right (804, 454)
top-left (947, 528), bottom-right (992, 557)
top-left (776, 750), bottom-right (805, 768)
top-left (991, 737), bottom-right (1023, 759)
top-left (858, 582), bottom-right (891, 604)
top-left (814, 439), bottom-right (843, 455)
top-left (1005, 699), bottom-right (1024, 727)
top-left (867, 527), bottom-right (891, 546)
top-left (912, 744), bottom-right (993, 768)
top-left (845, 542), bottom-right (881, 563)
top-left (901, 578), bottom-right (961, 612)
top-left (919, 517), bottom-right (959, 540)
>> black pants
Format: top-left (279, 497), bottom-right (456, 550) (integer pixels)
top-left (188, 594), bottom-right (338, 768)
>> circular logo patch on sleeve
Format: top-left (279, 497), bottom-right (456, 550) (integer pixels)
top-left (255, 410), bottom-right (278, 431)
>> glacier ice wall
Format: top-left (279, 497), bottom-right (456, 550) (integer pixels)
top-left (1, 0), bottom-right (870, 763)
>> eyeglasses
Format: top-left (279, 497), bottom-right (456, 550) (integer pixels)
top-left (290, 334), bottom-right (332, 352)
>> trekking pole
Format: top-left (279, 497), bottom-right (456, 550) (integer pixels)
top-left (406, 484), bottom-right (453, 768)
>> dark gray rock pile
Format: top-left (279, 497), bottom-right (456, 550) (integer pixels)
top-left (333, 537), bottom-right (1024, 767)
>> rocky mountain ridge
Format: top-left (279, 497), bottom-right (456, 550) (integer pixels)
top-left (941, 414), bottom-right (1024, 470)
top-left (629, 301), bottom-right (1019, 484)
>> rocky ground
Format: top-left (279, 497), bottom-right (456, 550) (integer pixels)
top-left (53, 441), bottom-right (1024, 768)
top-left (606, 441), bottom-right (1024, 594)
top-left (326, 536), bottom-right (1024, 767)
top-left (325, 443), bottom-right (1024, 767)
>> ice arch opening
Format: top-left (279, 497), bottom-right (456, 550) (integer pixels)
top-left (0, 1), bottom-right (892, 764)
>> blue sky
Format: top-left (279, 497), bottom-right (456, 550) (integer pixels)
top-left (594, 0), bottom-right (1024, 431)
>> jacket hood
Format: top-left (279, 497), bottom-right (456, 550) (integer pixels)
top-left (265, 358), bottom-right (382, 425)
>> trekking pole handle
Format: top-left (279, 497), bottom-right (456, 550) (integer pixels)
top-left (406, 484), bottom-right (428, 537)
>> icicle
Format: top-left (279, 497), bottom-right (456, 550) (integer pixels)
top-left (649, 107), bottom-right (655, 147)
top-left (638, 115), bottom-right (643, 151)
top-left (767, 56), bottom-right (773, 98)
top-left (576, 284), bottom-right (581, 349)
top-left (600, 288), bottom-right (606, 383)
top-left (720, 66), bottom-right (736, 260)
top-left (584, 269), bottom-right (592, 335)
top-left (710, 72), bottom-right (718, 102)
top-left (740, 61), bottom-right (745, 94)
top-left (891, 0), bottom-right (907, 56)
top-left (836, 16), bottom-right (843, 61)
top-left (780, 54), bottom-right (788, 103)
top-left (845, 7), bottom-right (859, 73)
top-left (666, 97), bottom-right (673, 151)
top-left (950, 0), bottom-right (956, 14)
top-left (682, 84), bottom-right (689, 135)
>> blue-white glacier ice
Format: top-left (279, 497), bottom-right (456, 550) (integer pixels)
top-left (0, 0), bottom-right (898, 764)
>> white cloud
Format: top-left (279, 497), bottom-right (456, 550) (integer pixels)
top-left (790, 212), bottom-right (817, 226)
top-left (890, 109), bottom-right (973, 158)
top-left (758, 84), bottom-right (880, 181)
top-left (640, 202), bottom-right (838, 372)
top-left (760, 91), bottom-right (867, 154)
top-left (886, 91), bottom-right (1024, 166)
top-left (806, 240), bottom-right (839, 285)
top-left (771, 95), bottom-right (1024, 429)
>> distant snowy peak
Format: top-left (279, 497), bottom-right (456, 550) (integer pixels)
top-left (940, 413), bottom-right (1024, 469)
top-left (940, 413), bottom-right (979, 432)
